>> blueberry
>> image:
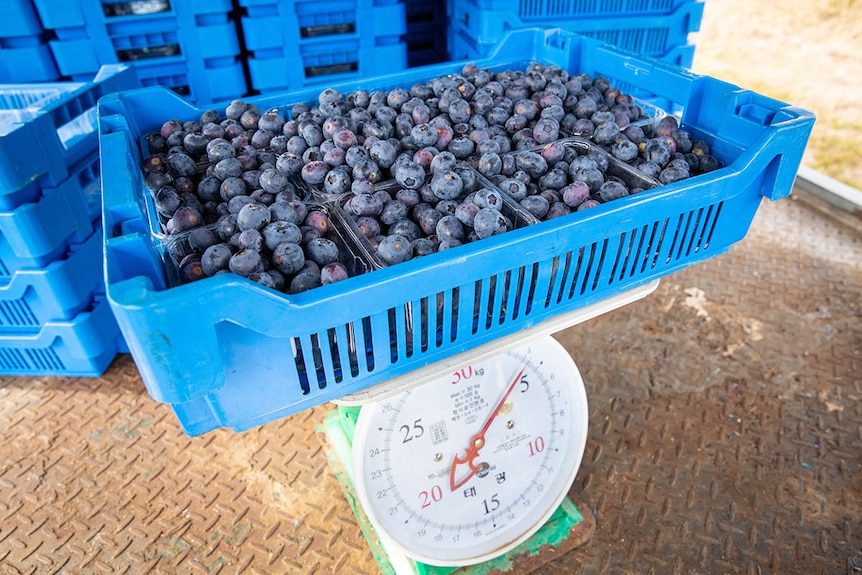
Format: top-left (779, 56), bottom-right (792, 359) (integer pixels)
top-left (514, 152), bottom-right (548, 178)
top-left (577, 167), bottom-right (607, 194)
top-left (532, 118), bottom-right (560, 144)
top-left (474, 187), bottom-right (503, 209)
top-left (238, 228), bottom-right (264, 251)
top-left (305, 210), bottom-right (332, 234)
top-left (520, 195), bottom-right (550, 219)
top-left (430, 170), bottom-right (463, 200)
top-left (273, 242), bottom-right (306, 275)
top-left (698, 155), bottom-right (720, 173)
top-left (394, 161), bottom-right (426, 190)
top-left (179, 254), bottom-right (205, 283)
top-left (215, 214), bottom-right (239, 241)
top-left (455, 200), bottom-right (480, 227)
top-left (201, 243), bottom-right (233, 276)
top-left (411, 123), bottom-right (438, 147)
top-left (355, 216), bottom-right (381, 238)
top-left (276, 152), bottom-right (303, 176)
top-left (363, 142), bottom-right (394, 172)
top-left (155, 186), bottom-right (181, 217)
top-left (377, 234), bottom-right (412, 265)
top-left (352, 159), bottom-right (381, 182)
top-left (659, 166), bottom-right (690, 184)
top-left (643, 138), bottom-right (672, 166)
top-left (436, 215), bottom-right (465, 242)
top-left (301, 160), bottom-right (330, 185)
top-left (262, 221), bottom-right (302, 250)
top-left (562, 181), bottom-right (591, 208)
top-left (596, 181), bottom-right (629, 202)
top-left (167, 205), bottom-right (202, 233)
top-left (351, 193), bottom-right (385, 216)
top-left (473, 207), bottom-right (509, 238)
top-left (206, 139), bottom-right (235, 163)
top-left (381, 200), bottom-right (408, 226)
top-left (188, 226), bottom-right (220, 253)
top-left (229, 249), bottom-right (263, 277)
top-left (321, 262), bottom-right (349, 285)
top-left (498, 178), bottom-right (527, 201)
top-left (412, 237), bottom-right (438, 257)
top-left (638, 161), bottom-right (661, 179)
top-left (165, 153), bottom-right (197, 179)
top-left (388, 218), bottom-right (421, 242)
top-left (418, 208), bottom-right (444, 235)
top-left (429, 151), bottom-right (457, 174)
top-left (306, 237), bottom-right (339, 266)
top-left (237, 203), bottom-right (271, 232)
top-left (395, 188), bottom-right (420, 208)
top-left (538, 169), bottom-right (568, 192)
top-left (448, 136), bottom-right (474, 159)
top-left (611, 138), bottom-right (639, 162)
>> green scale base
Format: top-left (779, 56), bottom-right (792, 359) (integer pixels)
top-left (318, 406), bottom-right (596, 575)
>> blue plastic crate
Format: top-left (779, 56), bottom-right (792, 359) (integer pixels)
top-left (98, 28), bottom-right (814, 436)
top-left (246, 40), bottom-right (408, 95)
top-left (0, 153), bottom-right (100, 276)
top-left (32, 0), bottom-right (243, 104)
top-left (448, 0), bottom-right (703, 60)
top-left (0, 225), bottom-right (104, 333)
top-left (0, 64), bottom-right (138, 208)
top-left (0, 294), bottom-right (122, 377)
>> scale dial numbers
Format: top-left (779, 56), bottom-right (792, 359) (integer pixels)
top-left (352, 336), bottom-right (589, 567)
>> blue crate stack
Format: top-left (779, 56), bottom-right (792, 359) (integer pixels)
top-left (31, 0), bottom-right (246, 104)
top-left (239, 0), bottom-right (408, 95)
top-left (0, 65), bottom-right (138, 376)
top-left (446, 0), bottom-right (704, 71)
top-left (0, 0), bottom-right (60, 83)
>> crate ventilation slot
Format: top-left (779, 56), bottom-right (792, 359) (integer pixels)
top-left (0, 347), bottom-right (64, 372)
top-left (0, 300), bottom-right (39, 328)
top-left (293, 317), bottom-right (373, 394)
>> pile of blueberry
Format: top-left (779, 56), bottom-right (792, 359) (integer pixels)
top-left (139, 61), bottom-right (721, 293)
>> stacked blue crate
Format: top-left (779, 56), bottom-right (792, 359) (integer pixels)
top-left (0, 65), bottom-right (138, 376)
top-left (239, 0), bottom-right (408, 94)
top-left (0, 0), bottom-right (59, 82)
top-left (404, 0), bottom-right (449, 67)
top-left (446, 0), bottom-right (703, 71)
top-left (31, 0), bottom-right (246, 104)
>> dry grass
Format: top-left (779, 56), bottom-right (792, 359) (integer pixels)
top-left (692, 0), bottom-right (862, 188)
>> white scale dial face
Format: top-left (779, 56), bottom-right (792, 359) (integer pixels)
top-left (352, 336), bottom-right (589, 566)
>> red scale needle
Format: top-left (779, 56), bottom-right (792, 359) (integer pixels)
top-left (449, 364), bottom-right (527, 491)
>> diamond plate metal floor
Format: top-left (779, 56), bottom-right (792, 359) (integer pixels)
top-left (1, 190), bottom-right (860, 575)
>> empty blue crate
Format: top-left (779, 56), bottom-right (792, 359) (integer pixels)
top-left (0, 293), bottom-right (123, 377)
top-left (98, 28), bottom-right (813, 436)
top-left (240, 0), bottom-right (408, 93)
top-left (32, 0), bottom-right (244, 103)
top-left (0, 154), bottom-right (101, 276)
top-left (0, 0), bottom-right (59, 83)
top-left (0, 226), bottom-right (105, 334)
top-left (0, 65), bottom-right (138, 208)
top-left (448, 0), bottom-right (703, 60)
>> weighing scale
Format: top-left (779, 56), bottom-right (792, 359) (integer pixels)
top-left (319, 280), bottom-right (659, 574)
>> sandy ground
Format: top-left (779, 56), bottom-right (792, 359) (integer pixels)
top-left (692, 0), bottom-right (862, 188)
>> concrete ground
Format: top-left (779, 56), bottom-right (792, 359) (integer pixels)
top-left (0, 186), bottom-right (859, 574)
